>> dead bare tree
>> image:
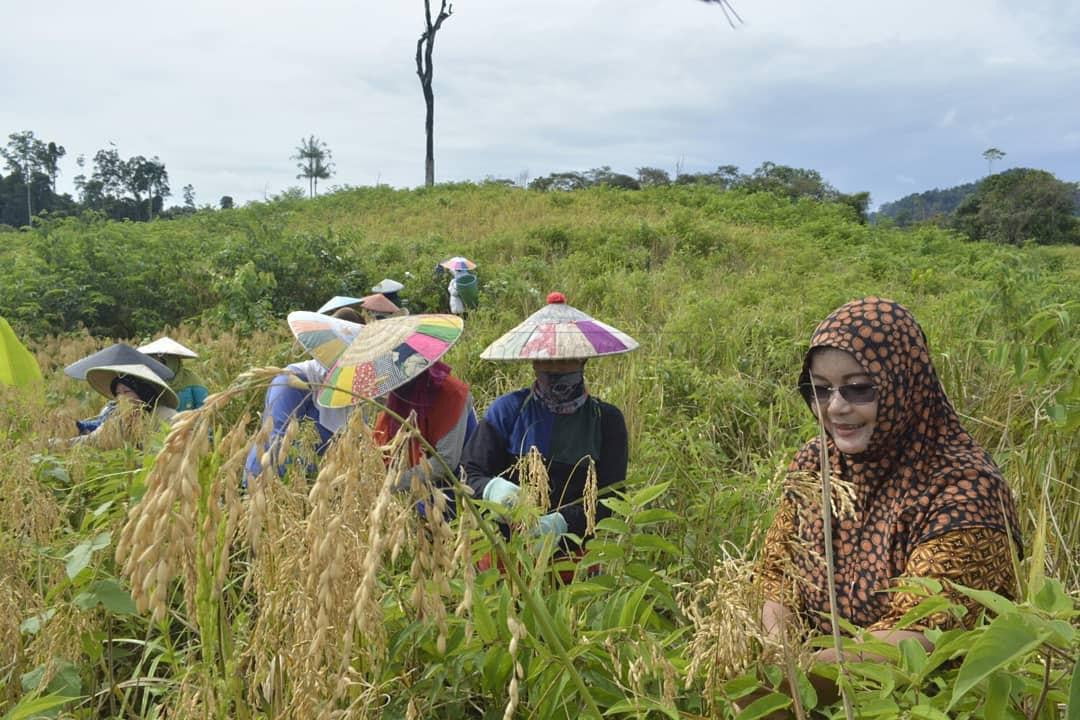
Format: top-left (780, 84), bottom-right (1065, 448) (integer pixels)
top-left (416, 0), bottom-right (453, 188)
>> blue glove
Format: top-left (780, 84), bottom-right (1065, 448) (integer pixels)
top-left (533, 511), bottom-right (568, 537)
top-left (482, 477), bottom-right (520, 508)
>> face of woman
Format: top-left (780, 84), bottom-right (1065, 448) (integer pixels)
top-left (114, 382), bottom-right (141, 403)
top-left (807, 348), bottom-right (879, 454)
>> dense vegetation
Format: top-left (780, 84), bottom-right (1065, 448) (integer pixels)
top-left (1, 184), bottom-right (1078, 718)
top-left (875, 169), bottom-right (1080, 244)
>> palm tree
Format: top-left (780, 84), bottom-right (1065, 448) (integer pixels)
top-left (292, 136), bottom-right (335, 198)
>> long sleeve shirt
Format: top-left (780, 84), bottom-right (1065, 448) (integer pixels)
top-left (462, 389), bottom-right (627, 539)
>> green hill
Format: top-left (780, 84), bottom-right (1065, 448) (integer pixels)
top-left (1, 183), bottom-right (1077, 718)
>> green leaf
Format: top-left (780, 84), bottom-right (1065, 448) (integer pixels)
top-left (1033, 577), bottom-right (1074, 616)
top-left (909, 704), bottom-right (951, 720)
top-left (627, 481), bottom-right (670, 509)
top-left (72, 578), bottom-right (137, 615)
top-left (595, 517), bottom-right (629, 535)
top-left (630, 533), bottom-right (682, 557)
top-left (63, 531), bottom-right (111, 579)
top-left (855, 697), bottom-right (900, 716)
top-left (899, 636), bottom-right (929, 675)
top-left (1067, 653), bottom-right (1080, 720)
top-left (1, 694), bottom-right (78, 720)
top-left (721, 674), bottom-right (759, 700)
top-left (893, 595), bottom-right (954, 630)
top-left (471, 591), bottom-right (497, 644)
top-left (949, 584), bottom-right (1017, 618)
top-left (733, 692), bottom-right (790, 720)
top-left (949, 613), bottom-right (1051, 709)
top-left (983, 671), bottom-right (1011, 720)
top-left (19, 609), bottom-right (57, 635)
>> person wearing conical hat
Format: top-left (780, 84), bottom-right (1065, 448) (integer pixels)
top-left (72, 363), bottom-right (179, 448)
top-left (138, 337), bottom-right (209, 411)
top-left (269, 311), bottom-right (476, 499)
top-left (371, 278), bottom-right (405, 309)
top-left (65, 343), bottom-right (175, 436)
top-left (461, 292), bottom-right (638, 561)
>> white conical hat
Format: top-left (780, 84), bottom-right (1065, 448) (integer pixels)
top-left (371, 278), bottom-right (404, 294)
top-left (480, 292), bottom-right (639, 361)
top-left (317, 296), bottom-right (365, 314)
top-left (85, 363), bottom-right (180, 409)
top-left (137, 337), bottom-right (198, 358)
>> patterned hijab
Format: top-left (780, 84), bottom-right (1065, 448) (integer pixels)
top-left (787, 297), bottom-right (1020, 632)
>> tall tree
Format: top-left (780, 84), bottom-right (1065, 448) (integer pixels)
top-left (982, 147), bottom-right (1006, 176)
top-left (292, 136), bottom-right (334, 198)
top-left (42, 142), bottom-right (66, 192)
top-left (416, 0), bottom-right (453, 188)
top-left (2, 131), bottom-right (46, 224)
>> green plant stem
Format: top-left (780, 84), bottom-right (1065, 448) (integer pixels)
top-left (814, 401), bottom-right (855, 720)
top-left (327, 388), bottom-right (605, 719)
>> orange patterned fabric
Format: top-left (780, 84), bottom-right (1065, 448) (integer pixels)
top-left (761, 297), bottom-right (1021, 634)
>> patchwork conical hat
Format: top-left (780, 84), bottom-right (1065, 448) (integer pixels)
top-left (85, 363), bottom-right (180, 409)
top-left (480, 292), bottom-right (638, 361)
top-left (137, 336), bottom-right (198, 358)
top-left (371, 278), bottom-right (404, 294)
top-left (290, 313), bottom-right (464, 408)
top-left (317, 296), bottom-right (365, 314)
top-left (360, 293), bottom-right (400, 315)
top-left (440, 256), bottom-right (476, 272)
top-left (65, 343), bottom-right (175, 381)
top-left (0, 317), bottom-right (42, 387)
top-left (287, 311), bottom-right (365, 369)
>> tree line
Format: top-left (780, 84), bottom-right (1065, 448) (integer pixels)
top-left (0, 131), bottom-right (227, 228)
top-left (515, 161), bottom-right (872, 223)
top-left (876, 168), bottom-right (1080, 245)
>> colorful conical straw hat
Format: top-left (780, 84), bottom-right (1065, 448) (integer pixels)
top-left (480, 292), bottom-right (638, 361)
top-left (287, 311), bottom-right (365, 369)
top-left (288, 312), bottom-right (463, 408)
top-left (65, 343), bottom-right (175, 381)
top-left (439, 256), bottom-right (476, 272)
top-left (137, 337), bottom-right (198, 358)
top-left (0, 317), bottom-right (42, 387)
top-left (371, 278), bottom-right (405, 294)
top-left (85, 363), bottom-right (180, 409)
top-left (360, 293), bottom-right (401, 315)
top-left (317, 295), bottom-right (365, 315)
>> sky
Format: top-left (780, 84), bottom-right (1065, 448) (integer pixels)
top-left (4, 0), bottom-right (1079, 209)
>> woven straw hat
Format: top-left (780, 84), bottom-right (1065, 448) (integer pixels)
top-left (65, 343), bottom-right (175, 381)
top-left (287, 311), bottom-right (365, 369)
top-left (480, 292), bottom-right (638, 361)
top-left (137, 337), bottom-right (198, 358)
top-left (288, 311), bottom-right (463, 408)
top-left (85, 363), bottom-right (180, 408)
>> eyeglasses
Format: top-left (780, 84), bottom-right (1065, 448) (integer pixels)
top-left (798, 382), bottom-right (878, 406)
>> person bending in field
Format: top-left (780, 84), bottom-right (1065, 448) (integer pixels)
top-left (756, 297), bottom-right (1020, 709)
top-left (73, 364), bottom-right (179, 449)
top-left (461, 293), bottom-right (637, 575)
